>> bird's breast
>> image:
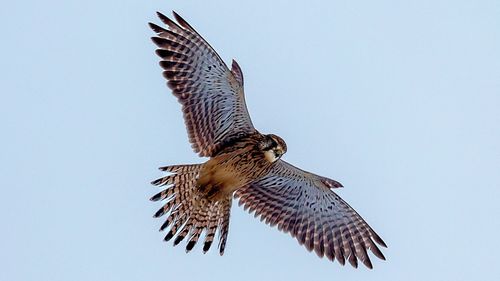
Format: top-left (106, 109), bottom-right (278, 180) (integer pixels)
top-left (197, 146), bottom-right (270, 197)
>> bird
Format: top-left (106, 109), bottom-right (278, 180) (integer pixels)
top-left (148, 11), bottom-right (387, 269)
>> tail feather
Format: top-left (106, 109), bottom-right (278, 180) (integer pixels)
top-left (164, 211), bottom-right (188, 241)
top-left (185, 222), bottom-right (204, 252)
top-left (158, 164), bottom-right (201, 173)
top-left (150, 171), bottom-right (198, 188)
top-left (159, 210), bottom-right (176, 231)
top-left (218, 198), bottom-right (232, 254)
top-left (173, 216), bottom-right (194, 246)
top-left (202, 204), bottom-right (219, 253)
top-left (151, 164), bottom-right (232, 254)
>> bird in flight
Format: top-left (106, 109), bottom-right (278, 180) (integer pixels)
top-left (149, 11), bottom-right (387, 268)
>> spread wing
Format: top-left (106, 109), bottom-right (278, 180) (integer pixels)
top-left (149, 11), bottom-right (256, 157)
top-left (234, 160), bottom-right (387, 268)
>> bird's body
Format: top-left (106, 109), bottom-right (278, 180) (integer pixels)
top-left (149, 11), bottom-right (387, 268)
top-left (197, 133), bottom-right (279, 201)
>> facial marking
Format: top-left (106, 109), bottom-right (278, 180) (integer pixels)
top-left (264, 150), bottom-right (278, 163)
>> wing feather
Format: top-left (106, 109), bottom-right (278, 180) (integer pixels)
top-left (234, 160), bottom-right (386, 268)
top-left (150, 11), bottom-right (256, 157)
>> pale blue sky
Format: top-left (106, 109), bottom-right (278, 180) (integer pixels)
top-left (1, 1), bottom-right (499, 280)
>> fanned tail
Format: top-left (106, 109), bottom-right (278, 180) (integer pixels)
top-left (151, 164), bottom-right (232, 255)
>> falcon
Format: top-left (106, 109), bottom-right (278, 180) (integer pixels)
top-left (149, 11), bottom-right (387, 268)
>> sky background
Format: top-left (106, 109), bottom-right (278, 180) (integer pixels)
top-left (1, 0), bottom-right (499, 280)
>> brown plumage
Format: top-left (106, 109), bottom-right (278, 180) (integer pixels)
top-left (149, 11), bottom-right (387, 268)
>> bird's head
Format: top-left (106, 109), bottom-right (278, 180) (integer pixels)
top-left (260, 134), bottom-right (287, 163)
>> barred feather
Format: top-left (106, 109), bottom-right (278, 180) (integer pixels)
top-left (152, 164), bottom-right (232, 254)
top-left (149, 11), bottom-right (256, 157)
top-left (234, 160), bottom-right (387, 269)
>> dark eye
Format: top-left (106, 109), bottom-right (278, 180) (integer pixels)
top-left (270, 138), bottom-right (278, 148)
top-left (264, 137), bottom-right (277, 149)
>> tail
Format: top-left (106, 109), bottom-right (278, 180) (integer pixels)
top-left (150, 164), bottom-right (232, 255)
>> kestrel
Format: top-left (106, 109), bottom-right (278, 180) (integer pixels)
top-left (149, 11), bottom-right (387, 268)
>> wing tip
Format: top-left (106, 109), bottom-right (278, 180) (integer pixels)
top-left (148, 22), bottom-right (165, 34)
top-left (362, 257), bottom-right (374, 269)
top-left (373, 233), bottom-right (388, 248)
top-left (348, 253), bottom-right (358, 268)
top-left (156, 11), bottom-right (180, 30)
top-left (172, 11), bottom-right (193, 30)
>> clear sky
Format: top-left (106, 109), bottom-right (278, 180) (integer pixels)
top-left (1, 0), bottom-right (499, 280)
